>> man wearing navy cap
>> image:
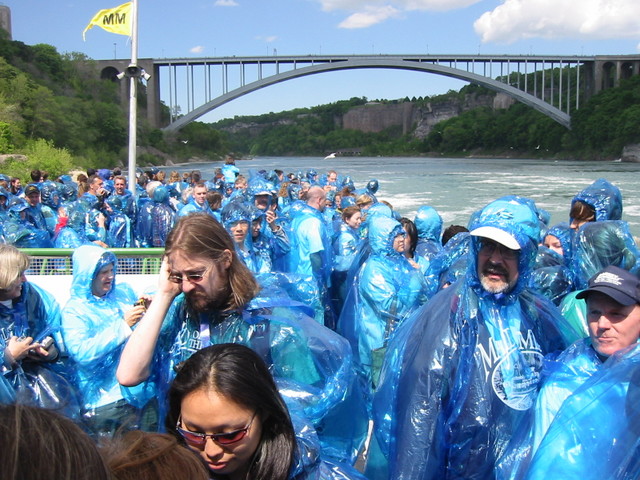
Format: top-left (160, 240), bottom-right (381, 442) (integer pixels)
top-left (528, 265), bottom-right (640, 460)
top-left (578, 265), bottom-right (640, 359)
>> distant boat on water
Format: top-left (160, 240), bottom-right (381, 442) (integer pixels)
top-left (324, 152), bottom-right (336, 159)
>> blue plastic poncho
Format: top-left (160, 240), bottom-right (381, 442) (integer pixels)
top-left (222, 200), bottom-right (265, 274)
top-left (61, 245), bottom-right (153, 415)
top-left (338, 216), bottom-right (427, 390)
top-left (4, 200), bottom-right (53, 248)
top-left (150, 186), bottom-right (177, 247)
top-left (559, 220), bottom-right (640, 341)
top-left (0, 281), bottom-right (79, 417)
top-left (289, 410), bottom-right (368, 480)
top-left (177, 193), bottom-right (213, 217)
top-left (530, 339), bottom-right (602, 453)
top-left (106, 195), bottom-right (134, 248)
top-left (286, 201), bottom-right (333, 324)
top-left (414, 205), bottom-right (443, 261)
top-left (524, 343), bottom-right (640, 480)
top-left (570, 178), bottom-right (623, 223)
top-left (373, 196), bottom-right (580, 480)
top-left (544, 222), bottom-right (573, 263)
top-left (331, 218), bottom-right (363, 315)
top-left (152, 289), bottom-right (354, 431)
top-left (423, 231), bottom-right (471, 297)
top-left (53, 201), bottom-right (94, 249)
top-left (251, 207), bottom-right (291, 274)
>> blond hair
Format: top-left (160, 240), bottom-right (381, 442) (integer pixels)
top-left (0, 245), bottom-right (29, 290)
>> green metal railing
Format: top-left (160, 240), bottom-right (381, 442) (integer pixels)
top-left (20, 248), bottom-right (165, 275)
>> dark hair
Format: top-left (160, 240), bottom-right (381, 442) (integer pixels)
top-left (400, 217), bottom-right (418, 257)
top-left (166, 344), bottom-right (296, 480)
top-left (206, 191), bottom-right (223, 210)
top-left (101, 431), bottom-right (209, 480)
top-left (442, 224), bottom-right (470, 246)
top-left (0, 404), bottom-right (110, 480)
top-left (164, 214), bottom-right (259, 310)
top-left (570, 200), bottom-right (596, 224)
top-left (30, 169), bottom-right (42, 182)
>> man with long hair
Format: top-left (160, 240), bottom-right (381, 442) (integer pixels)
top-left (117, 213), bottom-right (354, 452)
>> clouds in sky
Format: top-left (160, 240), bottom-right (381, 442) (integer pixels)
top-left (319, 0), bottom-right (481, 28)
top-left (190, 45), bottom-right (205, 54)
top-left (317, 0), bottom-right (640, 47)
top-left (474, 0), bottom-right (640, 44)
top-left (214, 0), bottom-right (239, 6)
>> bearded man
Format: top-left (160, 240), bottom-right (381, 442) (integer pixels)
top-left (373, 196), bottom-right (580, 480)
top-left (117, 213), bottom-right (353, 431)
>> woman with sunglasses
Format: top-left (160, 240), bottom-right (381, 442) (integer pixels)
top-left (167, 343), bottom-right (366, 480)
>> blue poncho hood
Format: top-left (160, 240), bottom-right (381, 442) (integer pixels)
top-left (221, 200), bottom-right (252, 228)
top-left (368, 216), bottom-right (404, 257)
top-left (414, 206), bottom-right (443, 241)
top-left (571, 178), bottom-right (622, 222)
top-left (468, 196), bottom-right (541, 300)
top-left (70, 245), bottom-right (118, 300)
top-left (571, 220), bottom-right (640, 289)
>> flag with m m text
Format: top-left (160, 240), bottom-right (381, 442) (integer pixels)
top-left (83, 2), bottom-right (132, 40)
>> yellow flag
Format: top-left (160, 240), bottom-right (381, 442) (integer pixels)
top-left (83, 2), bottom-right (132, 41)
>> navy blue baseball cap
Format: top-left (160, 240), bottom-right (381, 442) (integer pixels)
top-left (576, 265), bottom-right (640, 306)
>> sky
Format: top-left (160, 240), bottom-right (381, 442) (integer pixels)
top-left (3, 0), bottom-right (640, 123)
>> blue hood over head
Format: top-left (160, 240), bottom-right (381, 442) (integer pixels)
top-left (368, 216), bottom-right (404, 256)
top-left (414, 205), bottom-right (443, 241)
top-left (70, 245), bottom-right (118, 300)
top-left (571, 178), bottom-right (622, 222)
top-left (468, 196), bottom-right (541, 299)
top-left (221, 200), bottom-right (252, 228)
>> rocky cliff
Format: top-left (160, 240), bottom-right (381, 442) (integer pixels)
top-left (218, 92), bottom-right (515, 140)
top-left (339, 92), bottom-right (515, 139)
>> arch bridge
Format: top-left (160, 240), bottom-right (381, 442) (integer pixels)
top-left (95, 54), bottom-right (640, 131)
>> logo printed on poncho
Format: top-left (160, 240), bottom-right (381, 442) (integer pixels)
top-left (477, 329), bottom-right (544, 411)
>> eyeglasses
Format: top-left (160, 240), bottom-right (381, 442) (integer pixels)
top-left (168, 266), bottom-right (210, 284)
top-left (176, 412), bottom-right (256, 446)
top-left (478, 239), bottom-right (519, 260)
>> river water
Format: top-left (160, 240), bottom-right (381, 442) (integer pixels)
top-left (166, 156), bottom-right (640, 237)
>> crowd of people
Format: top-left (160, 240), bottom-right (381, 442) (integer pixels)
top-left (1, 159), bottom-right (640, 480)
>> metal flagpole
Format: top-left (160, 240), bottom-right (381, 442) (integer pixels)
top-left (127, 0), bottom-right (138, 197)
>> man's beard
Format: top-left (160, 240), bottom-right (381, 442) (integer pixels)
top-left (186, 286), bottom-right (232, 312)
top-left (479, 264), bottom-right (516, 294)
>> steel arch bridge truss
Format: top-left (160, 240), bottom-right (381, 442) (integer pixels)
top-left (157, 55), bottom-right (590, 132)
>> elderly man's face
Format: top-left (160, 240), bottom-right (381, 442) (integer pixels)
top-left (587, 292), bottom-right (640, 359)
top-left (476, 238), bottom-right (520, 294)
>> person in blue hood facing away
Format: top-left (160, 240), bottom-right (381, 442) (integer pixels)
top-left (61, 245), bottom-right (153, 437)
top-left (372, 196), bottom-right (580, 480)
top-left (569, 178), bottom-right (622, 229)
top-left (413, 205), bottom-right (443, 262)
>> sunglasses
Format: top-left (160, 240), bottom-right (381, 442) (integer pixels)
top-left (176, 412), bottom-right (256, 446)
top-left (168, 266), bottom-right (210, 284)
